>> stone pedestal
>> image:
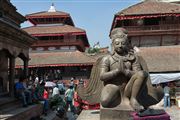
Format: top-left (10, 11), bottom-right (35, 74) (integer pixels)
top-left (77, 110), bottom-right (100, 120)
top-left (100, 106), bottom-right (134, 120)
top-left (77, 106), bottom-right (134, 120)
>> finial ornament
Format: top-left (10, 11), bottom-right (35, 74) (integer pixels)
top-left (48, 3), bottom-right (56, 12)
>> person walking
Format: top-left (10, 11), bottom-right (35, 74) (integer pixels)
top-left (65, 85), bottom-right (74, 112)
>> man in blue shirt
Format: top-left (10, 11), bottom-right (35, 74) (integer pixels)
top-left (15, 76), bottom-right (32, 107)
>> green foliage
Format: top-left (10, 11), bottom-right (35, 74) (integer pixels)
top-left (87, 47), bottom-right (100, 54)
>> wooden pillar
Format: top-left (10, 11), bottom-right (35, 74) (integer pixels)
top-left (24, 58), bottom-right (29, 77)
top-left (175, 35), bottom-right (179, 45)
top-left (9, 56), bottom-right (15, 97)
top-left (160, 35), bottom-right (163, 46)
top-left (139, 36), bottom-right (141, 47)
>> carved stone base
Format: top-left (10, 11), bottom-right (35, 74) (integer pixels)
top-left (100, 106), bottom-right (134, 120)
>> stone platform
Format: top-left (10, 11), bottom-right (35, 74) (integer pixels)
top-left (77, 110), bottom-right (100, 120)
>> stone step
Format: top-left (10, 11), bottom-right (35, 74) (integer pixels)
top-left (0, 92), bottom-right (9, 97)
top-left (0, 97), bottom-right (21, 111)
top-left (0, 103), bottom-right (43, 120)
top-left (41, 110), bottom-right (56, 120)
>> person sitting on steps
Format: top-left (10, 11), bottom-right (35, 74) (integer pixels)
top-left (15, 75), bottom-right (32, 107)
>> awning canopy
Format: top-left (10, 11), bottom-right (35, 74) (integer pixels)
top-left (150, 73), bottom-right (180, 84)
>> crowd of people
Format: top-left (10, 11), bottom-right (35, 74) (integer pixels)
top-left (14, 75), bottom-right (92, 119)
top-left (14, 73), bottom-right (177, 119)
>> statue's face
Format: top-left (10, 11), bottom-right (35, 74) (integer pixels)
top-left (113, 37), bottom-right (128, 54)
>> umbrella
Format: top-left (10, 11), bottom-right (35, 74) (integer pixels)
top-left (45, 81), bottom-right (56, 87)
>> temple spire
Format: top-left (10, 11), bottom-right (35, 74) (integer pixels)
top-left (48, 3), bottom-right (56, 12)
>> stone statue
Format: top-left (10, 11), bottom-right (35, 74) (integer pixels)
top-left (100, 28), bottom-right (148, 111)
top-left (77, 28), bottom-right (163, 112)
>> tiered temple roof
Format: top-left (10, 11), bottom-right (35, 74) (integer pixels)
top-left (16, 4), bottom-right (91, 69)
top-left (23, 25), bottom-right (86, 36)
top-left (26, 5), bottom-right (74, 26)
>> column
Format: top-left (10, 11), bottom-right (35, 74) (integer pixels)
top-left (9, 56), bottom-right (15, 97)
top-left (23, 58), bottom-right (29, 77)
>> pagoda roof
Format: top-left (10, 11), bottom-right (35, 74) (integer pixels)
top-left (16, 51), bottom-right (96, 68)
top-left (23, 25), bottom-right (86, 36)
top-left (26, 11), bottom-right (70, 18)
top-left (138, 45), bottom-right (180, 73)
top-left (116, 1), bottom-right (180, 16)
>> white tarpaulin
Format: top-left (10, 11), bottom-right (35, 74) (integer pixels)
top-left (150, 73), bottom-right (180, 84)
top-left (45, 81), bottom-right (56, 87)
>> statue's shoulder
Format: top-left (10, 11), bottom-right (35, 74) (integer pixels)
top-left (100, 54), bottom-right (113, 64)
top-left (102, 54), bottom-right (112, 59)
top-left (101, 54), bottom-right (113, 61)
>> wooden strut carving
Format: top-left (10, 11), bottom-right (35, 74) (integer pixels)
top-left (77, 56), bottom-right (104, 105)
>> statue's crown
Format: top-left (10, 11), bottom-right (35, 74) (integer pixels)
top-left (110, 28), bottom-right (128, 40)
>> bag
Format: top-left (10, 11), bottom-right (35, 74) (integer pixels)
top-left (56, 106), bottom-right (66, 118)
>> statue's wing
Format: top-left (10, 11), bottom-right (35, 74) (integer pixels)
top-left (138, 55), bottom-right (149, 73)
top-left (77, 57), bottom-right (104, 105)
top-left (138, 55), bottom-right (163, 107)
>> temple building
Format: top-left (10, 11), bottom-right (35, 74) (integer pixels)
top-left (0, 0), bottom-right (35, 97)
top-left (110, 1), bottom-right (180, 108)
top-left (111, 1), bottom-right (180, 84)
top-left (16, 4), bottom-right (95, 82)
top-left (111, 0), bottom-right (180, 84)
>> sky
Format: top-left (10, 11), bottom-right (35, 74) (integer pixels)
top-left (11, 0), bottom-right (140, 48)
